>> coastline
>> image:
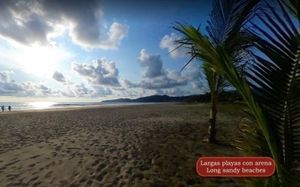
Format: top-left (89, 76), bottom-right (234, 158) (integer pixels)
top-left (0, 102), bottom-right (165, 114)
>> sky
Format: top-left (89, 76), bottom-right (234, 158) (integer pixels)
top-left (0, 0), bottom-right (212, 102)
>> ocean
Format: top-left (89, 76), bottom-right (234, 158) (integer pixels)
top-left (0, 101), bottom-right (141, 111)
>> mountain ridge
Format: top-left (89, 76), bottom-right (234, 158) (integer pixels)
top-left (101, 91), bottom-right (241, 103)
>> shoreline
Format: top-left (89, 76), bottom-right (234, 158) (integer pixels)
top-left (0, 102), bottom-right (176, 114)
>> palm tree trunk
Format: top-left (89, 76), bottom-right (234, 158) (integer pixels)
top-left (208, 89), bottom-right (217, 143)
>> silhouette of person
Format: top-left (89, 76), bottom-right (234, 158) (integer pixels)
top-left (8, 106), bottom-right (11, 111)
top-left (1, 105), bottom-right (4, 112)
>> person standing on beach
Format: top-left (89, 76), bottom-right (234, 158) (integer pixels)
top-left (8, 106), bottom-right (11, 111)
top-left (1, 105), bottom-right (4, 112)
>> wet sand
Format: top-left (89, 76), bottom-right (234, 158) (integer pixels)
top-left (0, 103), bottom-right (244, 186)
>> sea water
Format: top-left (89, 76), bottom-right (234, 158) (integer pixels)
top-left (0, 101), bottom-right (143, 111)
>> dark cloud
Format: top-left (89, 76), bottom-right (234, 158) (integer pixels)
top-left (73, 59), bottom-right (120, 87)
top-left (53, 71), bottom-right (66, 83)
top-left (0, 0), bottom-right (128, 49)
top-left (0, 71), bottom-right (9, 82)
top-left (0, 1), bottom-right (51, 45)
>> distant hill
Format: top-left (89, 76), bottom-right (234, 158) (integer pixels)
top-left (101, 91), bottom-right (241, 103)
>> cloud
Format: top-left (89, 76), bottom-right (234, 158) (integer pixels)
top-left (138, 49), bottom-right (163, 78)
top-left (0, 71), bottom-right (59, 97)
top-left (0, 71), bottom-right (31, 96)
top-left (72, 84), bottom-right (92, 97)
top-left (0, 69), bottom-right (115, 98)
top-left (155, 87), bottom-right (191, 96)
top-left (0, 1), bottom-right (52, 45)
top-left (136, 49), bottom-right (187, 89)
top-left (181, 62), bottom-right (206, 90)
top-left (52, 70), bottom-right (113, 98)
top-left (60, 83), bottom-right (112, 98)
top-left (0, 0), bottom-right (128, 49)
top-left (160, 33), bottom-right (186, 58)
top-left (0, 82), bottom-right (25, 96)
top-left (73, 59), bottom-right (120, 87)
top-left (0, 71), bottom-right (10, 83)
top-left (52, 71), bottom-right (66, 83)
top-left (82, 22), bottom-right (128, 50)
top-left (92, 86), bottom-right (113, 97)
top-left (139, 70), bottom-right (187, 89)
top-left (120, 49), bottom-right (206, 97)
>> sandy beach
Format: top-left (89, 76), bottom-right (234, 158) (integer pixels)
top-left (0, 103), bottom-right (244, 186)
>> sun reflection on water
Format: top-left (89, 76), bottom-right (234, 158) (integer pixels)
top-left (28, 102), bottom-right (56, 110)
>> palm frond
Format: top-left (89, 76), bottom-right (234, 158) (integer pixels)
top-left (175, 22), bottom-right (285, 186)
top-left (246, 0), bottom-right (300, 181)
top-left (207, 0), bottom-right (259, 50)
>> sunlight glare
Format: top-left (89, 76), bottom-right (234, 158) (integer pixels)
top-left (17, 46), bottom-right (68, 77)
top-left (29, 101), bottom-right (56, 109)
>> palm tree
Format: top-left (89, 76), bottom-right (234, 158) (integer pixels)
top-left (176, 0), bottom-right (300, 186)
top-left (177, 0), bottom-right (258, 143)
top-left (204, 69), bottom-right (224, 143)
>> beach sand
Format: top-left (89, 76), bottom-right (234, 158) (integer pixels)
top-left (0, 103), bottom-right (244, 186)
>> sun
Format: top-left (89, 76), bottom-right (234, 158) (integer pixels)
top-left (16, 45), bottom-right (69, 77)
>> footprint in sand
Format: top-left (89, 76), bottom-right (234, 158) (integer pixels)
top-left (29, 155), bottom-right (40, 159)
top-left (96, 163), bottom-right (106, 173)
top-left (28, 163), bottom-right (35, 167)
top-left (29, 176), bottom-right (39, 183)
top-left (91, 159), bottom-right (100, 167)
top-left (44, 170), bottom-right (53, 178)
top-left (96, 170), bottom-right (108, 182)
top-left (4, 159), bottom-right (20, 167)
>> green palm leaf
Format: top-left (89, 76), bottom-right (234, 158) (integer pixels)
top-left (176, 0), bottom-right (300, 186)
top-left (246, 0), bottom-right (300, 183)
top-left (176, 0), bottom-right (259, 144)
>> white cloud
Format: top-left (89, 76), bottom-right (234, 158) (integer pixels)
top-left (122, 49), bottom-right (206, 96)
top-left (52, 71), bottom-right (113, 98)
top-left (73, 59), bottom-right (120, 87)
top-left (139, 70), bottom-right (187, 89)
top-left (155, 87), bottom-right (191, 96)
top-left (0, 70), bottom-right (113, 98)
top-left (60, 84), bottom-right (112, 98)
top-left (181, 62), bottom-right (206, 90)
top-left (138, 49), bottom-right (163, 78)
top-left (136, 49), bottom-right (187, 89)
top-left (160, 33), bottom-right (186, 58)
